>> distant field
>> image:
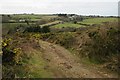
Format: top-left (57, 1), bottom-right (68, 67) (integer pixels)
top-left (79, 18), bottom-right (118, 25)
top-left (40, 21), bottom-right (62, 27)
top-left (2, 15), bottom-right (118, 35)
top-left (11, 14), bottom-right (41, 19)
top-left (3, 23), bottom-right (26, 28)
top-left (30, 19), bottom-right (41, 22)
top-left (2, 23), bottom-right (29, 34)
top-left (51, 22), bottom-right (85, 28)
top-left (11, 14), bottom-right (58, 19)
top-left (9, 14), bottom-right (58, 23)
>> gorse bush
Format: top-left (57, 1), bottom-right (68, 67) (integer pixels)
top-left (2, 38), bottom-right (22, 65)
top-left (37, 32), bottom-right (75, 48)
top-left (82, 22), bottom-right (120, 63)
top-left (55, 33), bottom-right (75, 48)
top-left (25, 26), bottom-right (50, 33)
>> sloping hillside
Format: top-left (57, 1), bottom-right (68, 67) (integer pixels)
top-left (2, 36), bottom-right (118, 78)
top-left (37, 21), bottom-right (119, 77)
top-left (2, 14), bottom-right (119, 78)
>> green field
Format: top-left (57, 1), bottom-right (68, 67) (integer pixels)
top-left (11, 14), bottom-right (41, 19)
top-left (51, 18), bottom-right (117, 28)
top-left (2, 23), bottom-right (29, 34)
top-left (79, 18), bottom-right (118, 25)
top-left (51, 22), bottom-right (85, 28)
top-left (11, 14), bottom-right (57, 19)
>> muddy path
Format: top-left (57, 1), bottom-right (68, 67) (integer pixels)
top-left (38, 40), bottom-right (118, 78)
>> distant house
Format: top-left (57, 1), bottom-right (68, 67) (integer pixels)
top-left (68, 15), bottom-right (84, 21)
top-left (69, 17), bottom-right (74, 21)
top-left (68, 15), bottom-right (79, 21)
top-left (19, 18), bottom-right (26, 22)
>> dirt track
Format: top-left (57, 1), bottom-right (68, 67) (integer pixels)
top-left (38, 40), bottom-right (118, 78)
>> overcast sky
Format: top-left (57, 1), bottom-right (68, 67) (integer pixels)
top-left (0, 0), bottom-right (119, 16)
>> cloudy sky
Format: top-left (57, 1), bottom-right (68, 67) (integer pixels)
top-left (0, 0), bottom-right (119, 16)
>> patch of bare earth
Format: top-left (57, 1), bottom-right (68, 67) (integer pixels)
top-left (38, 40), bottom-right (118, 78)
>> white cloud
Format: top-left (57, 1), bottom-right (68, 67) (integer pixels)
top-left (0, 0), bottom-right (119, 16)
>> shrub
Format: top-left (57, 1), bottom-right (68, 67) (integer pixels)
top-left (82, 22), bottom-right (120, 63)
top-left (2, 38), bottom-right (22, 65)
